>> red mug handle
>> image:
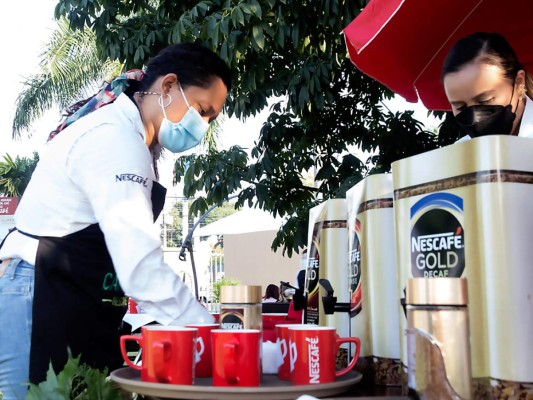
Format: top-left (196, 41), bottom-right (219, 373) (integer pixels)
top-left (335, 337), bottom-right (361, 378)
top-left (153, 340), bottom-right (172, 383)
top-left (223, 342), bottom-right (239, 384)
top-left (120, 335), bottom-right (143, 371)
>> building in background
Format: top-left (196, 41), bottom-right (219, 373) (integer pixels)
top-left (0, 197), bottom-right (18, 239)
top-left (194, 206), bottom-right (301, 298)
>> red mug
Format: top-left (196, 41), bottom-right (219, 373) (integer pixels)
top-left (289, 326), bottom-right (361, 385)
top-left (185, 323), bottom-right (219, 377)
top-left (120, 326), bottom-right (198, 384)
top-left (275, 323), bottom-right (308, 381)
top-left (211, 329), bottom-right (261, 387)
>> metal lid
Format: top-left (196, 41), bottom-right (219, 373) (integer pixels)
top-left (406, 278), bottom-right (468, 306)
top-left (220, 285), bottom-right (262, 303)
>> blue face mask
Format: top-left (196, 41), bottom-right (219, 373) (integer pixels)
top-left (158, 84), bottom-right (209, 153)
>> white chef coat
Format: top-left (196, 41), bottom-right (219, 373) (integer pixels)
top-left (0, 94), bottom-right (213, 326)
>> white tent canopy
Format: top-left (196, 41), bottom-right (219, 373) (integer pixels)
top-left (193, 206), bottom-right (284, 237)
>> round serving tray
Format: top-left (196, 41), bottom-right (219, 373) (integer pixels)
top-left (110, 368), bottom-right (362, 400)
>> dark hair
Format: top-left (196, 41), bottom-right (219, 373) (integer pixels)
top-left (442, 32), bottom-right (533, 97)
top-left (131, 42), bottom-right (232, 94)
top-left (264, 284), bottom-right (280, 300)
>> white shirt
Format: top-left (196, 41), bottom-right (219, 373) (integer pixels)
top-left (456, 96), bottom-right (533, 142)
top-left (0, 94), bottom-right (213, 326)
top-left (262, 297), bottom-right (279, 303)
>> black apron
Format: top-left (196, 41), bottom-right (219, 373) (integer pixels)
top-left (26, 181), bottom-right (166, 383)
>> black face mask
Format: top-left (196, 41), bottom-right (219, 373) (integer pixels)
top-left (455, 104), bottom-right (516, 137)
top-left (454, 85), bottom-right (517, 138)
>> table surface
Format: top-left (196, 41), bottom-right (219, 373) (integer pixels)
top-left (116, 366), bottom-right (409, 400)
top-left (326, 382), bottom-right (407, 399)
top-left (137, 380), bottom-right (408, 399)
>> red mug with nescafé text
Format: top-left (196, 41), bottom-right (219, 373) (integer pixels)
top-left (211, 329), bottom-right (261, 387)
top-left (275, 323), bottom-right (308, 381)
top-left (185, 323), bottom-right (219, 377)
top-left (289, 326), bottom-right (360, 385)
top-left (120, 326), bottom-right (198, 384)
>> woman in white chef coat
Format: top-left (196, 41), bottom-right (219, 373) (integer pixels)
top-left (0, 42), bottom-right (231, 399)
top-left (442, 32), bottom-right (533, 139)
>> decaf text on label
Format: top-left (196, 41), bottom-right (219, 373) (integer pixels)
top-left (410, 193), bottom-right (465, 278)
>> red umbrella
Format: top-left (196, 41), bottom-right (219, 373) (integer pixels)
top-left (343, 0), bottom-right (533, 110)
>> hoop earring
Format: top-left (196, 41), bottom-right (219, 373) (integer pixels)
top-left (158, 93), bottom-right (172, 108)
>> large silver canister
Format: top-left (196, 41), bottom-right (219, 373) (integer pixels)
top-left (392, 135), bottom-right (533, 398)
top-left (406, 278), bottom-right (472, 399)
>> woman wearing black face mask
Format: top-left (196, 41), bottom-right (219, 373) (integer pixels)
top-left (442, 32), bottom-right (533, 140)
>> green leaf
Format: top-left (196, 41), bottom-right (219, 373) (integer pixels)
top-left (241, 3), bottom-right (252, 14)
top-left (197, 1), bottom-right (210, 14)
top-left (291, 23), bottom-right (299, 43)
top-left (256, 183), bottom-right (268, 202)
top-left (261, 150), bottom-right (274, 173)
top-left (220, 41), bottom-right (228, 62)
top-left (26, 353), bottom-right (121, 400)
top-left (212, 21), bottom-right (220, 48)
top-left (276, 25), bottom-right (284, 47)
top-left (252, 25), bottom-right (264, 50)
top-left (220, 17), bottom-right (229, 36)
top-left (249, 0), bottom-right (262, 18)
top-left (146, 31), bottom-right (155, 46)
top-left (207, 16), bottom-right (217, 32)
top-left (235, 6), bottom-right (245, 26)
top-left (315, 163), bottom-right (336, 180)
top-left (298, 85), bottom-right (309, 109)
top-left (190, 197), bottom-right (209, 216)
top-left (133, 46), bottom-right (144, 63)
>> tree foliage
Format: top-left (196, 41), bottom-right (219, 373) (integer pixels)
top-left (0, 153), bottom-right (40, 197)
top-left (13, 17), bottom-right (228, 156)
top-left (163, 198), bottom-right (238, 247)
top-left (12, 18), bottom-right (123, 138)
top-left (56, 0), bottom-right (462, 255)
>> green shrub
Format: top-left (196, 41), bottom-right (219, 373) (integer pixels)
top-left (26, 353), bottom-right (123, 400)
top-left (211, 277), bottom-right (240, 303)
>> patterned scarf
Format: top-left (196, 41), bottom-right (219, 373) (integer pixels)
top-left (49, 70), bottom-right (145, 141)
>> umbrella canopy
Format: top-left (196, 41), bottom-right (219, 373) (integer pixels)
top-left (343, 0), bottom-right (533, 110)
top-left (193, 206), bottom-right (284, 237)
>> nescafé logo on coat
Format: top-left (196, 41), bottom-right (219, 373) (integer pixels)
top-left (410, 193), bottom-right (465, 278)
top-left (116, 173), bottom-right (148, 187)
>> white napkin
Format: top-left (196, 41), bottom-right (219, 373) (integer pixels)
top-left (296, 396), bottom-right (320, 400)
top-left (261, 340), bottom-right (284, 374)
top-left (122, 313), bottom-right (157, 331)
